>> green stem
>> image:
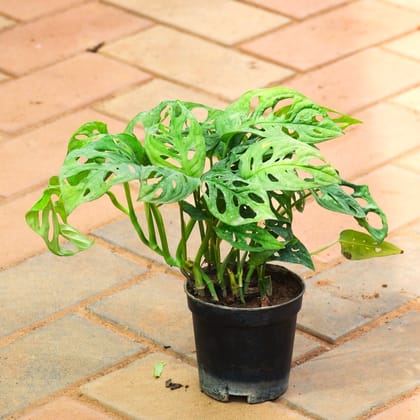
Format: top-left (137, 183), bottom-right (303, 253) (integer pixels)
top-left (310, 239), bottom-right (339, 256)
top-left (106, 191), bottom-right (129, 215)
top-left (123, 183), bottom-right (149, 247)
top-left (150, 204), bottom-right (177, 266)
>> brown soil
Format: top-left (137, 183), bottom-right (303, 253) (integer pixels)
top-left (187, 265), bottom-right (303, 308)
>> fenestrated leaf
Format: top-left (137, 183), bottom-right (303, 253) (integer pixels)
top-left (215, 86), bottom-right (360, 146)
top-left (127, 101), bottom-right (206, 177)
top-left (215, 223), bottom-right (284, 252)
top-left (60, 134), bottom-right (144, 213)
top-left (25, 176), bottom-right (93, 256)
top-left (311, 184), bottom-right (366, 218)
top-left (264, 220), bottom-right (314, 269)
top-left (202, 168), bottom-right (274, 225)
top-left (339, 230), bottom-right (403, 260)
top-left (237, 136), bottom-right (341, 191)
top-left (67, 121), bottom-right (109, 153)
top-left (137, 166), bottom-right (200, 203)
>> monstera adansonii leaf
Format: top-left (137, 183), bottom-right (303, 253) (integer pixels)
top-left (203, 135), bottom-right (340, 226)
top-left (125, 100), bottom-right (206, 178)
top-left (311, 181), bottom-right (388, 242)
top-left (215, 86), bottom-right (360, 146)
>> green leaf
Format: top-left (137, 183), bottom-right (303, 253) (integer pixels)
top-left (128, 101), bottom-right (206, 177)
top-left (67, 121), bottom-right (109, 153)
top-left (137, 166), bottom-right (200, 203)
top-left (314, 181), bottom-right (388, 242)
top-left (202, 168), bottom-right (274, 225)
top-left (237, 136), bottom-right (341, 191)
top-left (215, 223), bottom-right (284, 252)
top-left (311, 184), bottom-right (367, 218)
top-left (339, 230), bottom-right (403, 260)
top-left (180, 201), bottom-right (207, 221)
top-left (60, 133), bottom-right (144, 213)
top-left (262, 220), bottom-right (314, 269)
top-left (153, 361), bottom-right (166, 378)
top-left (25, 176), bottom-right (93, 256)
top-left (216, 86), bottom-right (360, 146)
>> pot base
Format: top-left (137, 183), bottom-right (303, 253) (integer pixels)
top-left (199, 368), bottom-right (288, 403)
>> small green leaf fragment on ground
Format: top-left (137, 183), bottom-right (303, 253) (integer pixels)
top-left (339, 230), bottom-right (403, 260)
top-left (153, 361), bottom-right (166, 378)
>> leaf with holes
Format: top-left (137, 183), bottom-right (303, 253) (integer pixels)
top-left (127, 101), bottom-right (206, 177)
top-left (60, 133), bottom-right (144, 213)
top-left (339, 230), bottom-right (403, 260)
top-left (25, 176), bottom-right (93, 256)
top-left (67, 121), bottom-right (109, 153)
top-left (215, 223), bottom-right (284, 252)
top-left (237, 136), bottom-right (340, 191)
top-left (216, 86), bottom-right (360, 145)
top-left (138, 166), bottom-right (200, 203)
top-left (313, 181), bottom-right (389, 242)
top-left (202, 168), bottom-right (274, 225)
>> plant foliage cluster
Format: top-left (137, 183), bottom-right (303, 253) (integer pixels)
top-left (26, 87), bottom-right (402, 303)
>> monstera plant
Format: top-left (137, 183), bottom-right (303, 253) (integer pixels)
top-left (26, 86), bottom-right (401, 304)
top-left (26, 86), bottom-right (403, 403)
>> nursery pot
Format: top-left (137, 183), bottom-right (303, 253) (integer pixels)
top-left (185, 265), bottom-right (305, 404)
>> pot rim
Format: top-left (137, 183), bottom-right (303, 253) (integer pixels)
top-left (184, 265), bottom-right (305, 313)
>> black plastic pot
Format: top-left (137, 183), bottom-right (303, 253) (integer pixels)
top-left (185, 265), bottom-right (305, 404)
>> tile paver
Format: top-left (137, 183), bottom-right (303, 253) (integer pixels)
top-left (392, 85), bottom-right (420, 113)
top-left (241, 0), bottom-right (420, 70)
top-left (0, 53), bottom-right (150, 133)
top-left (82, 352), bottom-right (311, 419)
top-left (1, 0), bottom-right (419, 418)
top-left (96, 78), bottom-right (227, 121)
top-left (285, 311), bottom-right (420, 419)
top-left (288, 47), bottom-right (420, 113)
top-left (293, 165), bottom-right (420, 263)
top-left (369, 392), bottom-right (420, 420)
top-left (88, 273), bottom-right (195, 357)
top-left (105, 0), bottom-right (288, 45)
top-left (0, 314), bottom-right (144, 419)
top-left (0, 0), bottom-right (89, 21)
top-left (385, 30), bottom-right (420, 61)
top-left (0, 244), bottom-right (147, 337)
top-left (0, 185), bottom-right (138, 269)
top-left (0, 2), bottom-right (152, 75)
top-left (0, 109), bottom-right (126, 197)
top-left (17, 396), bottom-right (114, 420)
top-left (102, 25), bottom-right (294, 101)
top-left (298, 224), bottom-right (419, 341)
top-left (383, 0), bottom-right (420, 12)
top-left (0, 14), bottom-right (13, 30)
top-left (318, 102), bottom-right (420, 179)
top-left (245, 0), bottom-right (350, 19)
top-left (396, 148), bottom-right (420, 173)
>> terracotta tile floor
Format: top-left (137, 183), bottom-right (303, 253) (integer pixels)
top-left (0, 1), bottom-right (419, 419)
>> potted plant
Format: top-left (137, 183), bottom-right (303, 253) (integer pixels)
top-left (26, 86), bottom-right (402, 403)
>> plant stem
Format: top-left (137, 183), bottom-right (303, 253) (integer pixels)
top-left (106, 191), bottom-right (129, 215)
top-left (310, 239), bottom-right (339, 255)
top-left (150, 204), bottom-right (177, 266)
top-left (123, 183), bottom-right (149, 247)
